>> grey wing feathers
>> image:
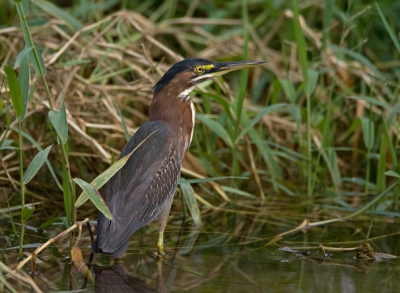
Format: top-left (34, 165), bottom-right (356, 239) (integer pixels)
top-left (93, 121), bottom-right (181, 256)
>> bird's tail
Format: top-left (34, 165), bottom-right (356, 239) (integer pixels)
top-left (92, 232), bottom-right (130, 258)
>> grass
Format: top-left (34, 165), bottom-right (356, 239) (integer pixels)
top-left (0, 0), bottom-right (400, 288)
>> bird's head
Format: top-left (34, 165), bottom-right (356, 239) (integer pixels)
top-left (149, 58), bottom-right (265, 126)
top-left (153, 58), bottom-right (266, 97)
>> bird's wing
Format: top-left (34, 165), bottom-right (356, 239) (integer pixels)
top-left (94, 121), bottom-right (181, 255)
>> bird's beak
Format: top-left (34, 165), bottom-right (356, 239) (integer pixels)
top-left (210, 60), bottom-right (266, 77)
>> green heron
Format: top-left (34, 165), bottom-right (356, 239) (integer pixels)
top-left (92, 58), bottom-right (265, 258)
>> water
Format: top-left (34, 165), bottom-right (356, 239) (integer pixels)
top-left (2, 202), bottom-right (400, 292)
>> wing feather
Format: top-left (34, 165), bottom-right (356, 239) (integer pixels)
top-left (93, 121), bottom-right (181, 256)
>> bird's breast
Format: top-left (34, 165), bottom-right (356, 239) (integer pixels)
top-left (181, 99), bottom-right (195, 154)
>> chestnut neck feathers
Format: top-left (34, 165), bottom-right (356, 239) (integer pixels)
top-left (149, 74), bottom-right (195, 157)
top-left (149, 58), bottom-right (218, 156)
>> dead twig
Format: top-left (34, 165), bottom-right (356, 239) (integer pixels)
top-left (13, 218), bottom-right (90, 271)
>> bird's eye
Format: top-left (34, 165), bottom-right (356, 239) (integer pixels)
top-left (195, 66), bottom-right (205, 74)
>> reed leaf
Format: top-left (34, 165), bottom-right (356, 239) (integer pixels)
top-left (23, 145), bottom-right (53, 184)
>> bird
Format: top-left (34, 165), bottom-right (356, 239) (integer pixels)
top-left (92, 58), bottom-right (266, 258)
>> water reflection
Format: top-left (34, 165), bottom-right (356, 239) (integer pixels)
top-left (88, 224), bottom-right (197, 293)
top-left (304, 256), bottom-right (375, 275)
top-left (92, 263), bottom-right (165, 293)
top-left (2, 206), bottom-right (400, 292)
top-left (87, 242), bottom-right (399, 293)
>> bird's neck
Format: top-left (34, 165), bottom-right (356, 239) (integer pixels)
top-left (149, 89), bottom-right (195, 156)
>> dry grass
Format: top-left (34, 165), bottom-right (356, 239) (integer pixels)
top-left (0, 4), bottom-right (399, 214)
top-left (1, 10), bottom-right (280, 192)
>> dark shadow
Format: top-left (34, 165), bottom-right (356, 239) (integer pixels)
top-left (92, 262), bottom-right (166, 293)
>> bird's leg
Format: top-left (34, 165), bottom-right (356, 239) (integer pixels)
top-left (157, 196), bottom-right (174, 255)
top-left (157, 231), bottom-right (164, 255)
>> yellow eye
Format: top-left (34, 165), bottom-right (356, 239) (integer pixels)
top-left (195, 66), bottom-right (205, 74)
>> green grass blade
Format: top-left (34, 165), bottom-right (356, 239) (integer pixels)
top-left (15, 2), bottom-right (47, 77)
top-left (0, 139), bottom-right (17, 150)
top-left (360, 117), bottom-right (375, 151)
top-left (62, 142), bottom-right (72, 227)
top-left (59, 93), bottom-right (68, 143)
top-left (23, 145), bottom-right (53, 184)
top-left (13, 47), bottom-right (32, 69)
top-left (292, 0), bottom-right (308, 83)
top-left (48, 110), bottom-right (63, 143)
top-left (18, 49), bottom-right (30, 121)
top-left (237, 0), bottom-right (250, 131)
top-left (245, 125), bottom-right (281, 192)
top-left (111, 96), bottom-right (130, 142)
top-left (347, 96), bottom-right (392, 110)
top-left (180, 183), bottom-right (202, 226)
top-left (74, 178), bottom-right (113, 220)
top-left (323, 0), bottom-right (334, 48)
top-left (385, 171), bottom-right (400, 179)
top-left (289, 104), bottom-right (302, 126)
top-left (48, 94), bottom-right (68, 144)
top-left (32, 0), bottom-right (83, 31)
top-left (38, 217), bottom-right (61, 230)
top-left (199, 91), bottom-right (235, 124)
top-left (306, 69), bottom-right (319, 97)
top-left (10, 126), bottom-right (63, 191)
top-left (280, 79), bottom-right (297, 103)
top-left (330, 44), bottom-right (382, 78)
top-left (382, 117), bottom-right (398, 168)
top-left (4, 66), bottom-right (23, 120)
top-left (178, 226), bottom-right (201, 255)
top-left (75, 151), bottom-right (133, 208)
top-left (75, 152), bottom-right (133, 208)
top-left (292, 0), bottom-right (312, 196)
top-left (21, 0), bottom-right (29, 15)
top-left (324, 147), bottom-right (341, 192)
top-left (179, 176), bottom-right (247, 185)
top-left (221, 186), bottom-right (257, 199)
top-left (376, 133), bottom-right (387, 193)
top-left (375, 1), bottom-right (400, 53)
top-left (236, 103), bottom-right (287, 143)
top-left (21, 206), bottom-right (34, 222)
top-left (196, 114), bottom-right (233, 148)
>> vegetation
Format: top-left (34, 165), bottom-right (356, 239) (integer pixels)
top-left (0, 0), bottom-right (399, 290)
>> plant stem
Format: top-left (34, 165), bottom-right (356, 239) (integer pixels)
top-left (365, 153), bottom-right (370, 194)
top-left (17, 1), bottom-right (75, 225)
top-left (16, 2), bottom-right (53, 110)
top-left (18, 119), bottom-right (25, 258)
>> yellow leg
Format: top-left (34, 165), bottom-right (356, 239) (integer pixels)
top-left (157, 196), bottom-right (173, 256)
top-left (157, 231), bottom-right (164, 255)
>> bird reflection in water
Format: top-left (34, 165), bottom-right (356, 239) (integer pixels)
top-left (92, 262), bottom-right (166, 293)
